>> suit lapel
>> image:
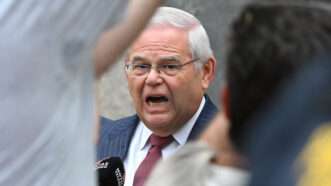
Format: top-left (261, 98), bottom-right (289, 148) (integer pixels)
top-left (188, 95), bottom-right (218, 140)
top-left (97, 115), bottom-right (139, 160)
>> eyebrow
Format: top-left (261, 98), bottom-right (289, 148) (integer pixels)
top-left (157, 56), bottom-right (181, 63)
top-left (129, 55), bottom-right (182, 64)
top-left (130, 56), bottom-right (150, 64)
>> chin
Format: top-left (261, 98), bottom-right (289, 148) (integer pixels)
top-left (143, 114), bottom-right (173, 131)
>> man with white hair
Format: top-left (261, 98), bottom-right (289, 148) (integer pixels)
top-left (97, 6), bottom-right (218, 186)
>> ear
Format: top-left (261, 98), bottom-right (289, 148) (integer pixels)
top-left (221, 86), bottom-right (230, 120)
top-left (201, 57), bottom-right (216, 90)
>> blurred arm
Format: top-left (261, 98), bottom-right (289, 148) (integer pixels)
top-left (94, 0), bottom-right (163, 78)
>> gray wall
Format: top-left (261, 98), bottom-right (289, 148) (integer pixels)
top-left (97, 0), bottom-right (249, 119)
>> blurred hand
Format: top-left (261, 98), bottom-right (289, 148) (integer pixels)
top-left (200, 112), bottom-right (233, 152)
top-left (200, 112), bottom-right (248, 168)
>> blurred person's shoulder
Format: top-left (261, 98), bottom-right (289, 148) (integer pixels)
top-left (297, 122), bottom-right (331, 186)
top-left (146, 141), bottom-right (250, 186)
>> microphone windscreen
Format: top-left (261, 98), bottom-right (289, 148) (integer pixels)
top-left (96, 157), bottom-right (125, 186)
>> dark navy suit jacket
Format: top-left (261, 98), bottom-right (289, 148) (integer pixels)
top-left (97, 95), bottom-right (218, 161)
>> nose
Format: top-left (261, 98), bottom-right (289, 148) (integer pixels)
top-left (145, 68), bottom-right (163, 86)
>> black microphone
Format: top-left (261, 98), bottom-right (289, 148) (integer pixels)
top-left (96, 157), bottom-right (125, 186)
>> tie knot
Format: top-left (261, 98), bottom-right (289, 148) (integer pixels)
top-left (149, 134), bottom-right (173, 148)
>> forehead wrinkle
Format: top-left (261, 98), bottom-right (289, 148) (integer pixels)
top-left (131, 43), bottom-right (192, 60)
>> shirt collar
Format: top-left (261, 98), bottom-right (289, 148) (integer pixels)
top-left (138, 96), bottom-right (206, 150)
top-left (138, 121), bottom-right (153, 150)
top-left (173, 97), bottom-right (206, 145)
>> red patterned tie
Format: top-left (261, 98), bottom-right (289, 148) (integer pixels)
top-left (133, 134), bottom-right (173, 186)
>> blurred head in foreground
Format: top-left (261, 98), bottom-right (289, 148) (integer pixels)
top-left (224, 0), bottom-right (331, 151)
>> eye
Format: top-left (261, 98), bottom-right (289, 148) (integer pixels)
top-left (161, 64), bottom-right (180, 70)
top-left (133, 64), bottom-right (150, 70)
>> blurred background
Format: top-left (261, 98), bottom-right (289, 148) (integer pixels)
top-left (97, 0), bottom-right (249, 119)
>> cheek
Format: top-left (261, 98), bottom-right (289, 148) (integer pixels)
top-left (171, 76), bottom-right (204, 104)
top-left (173, 74), bottom-right (202, 93)
top-left (165, 79), bottom-right (183, 96)
top-left (127, 78), bottom-right (144, 102)
top-left (167, 79), bottom-right (193, 105)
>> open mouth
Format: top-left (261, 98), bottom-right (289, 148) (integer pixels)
top-left (146, 96), bottom-right (169, 104)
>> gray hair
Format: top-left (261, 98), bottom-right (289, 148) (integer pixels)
top-left (149, 7), bottom-right (214, 68)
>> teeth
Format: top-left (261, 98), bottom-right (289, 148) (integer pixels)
top-left (150, 101), bottom-right (157, 106)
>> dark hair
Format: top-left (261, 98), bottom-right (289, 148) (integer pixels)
top-left (226, 3), bottom-right (331, 150)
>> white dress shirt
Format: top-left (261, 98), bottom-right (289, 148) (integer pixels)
top-left (124, 97), bottom-right (206, 186)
